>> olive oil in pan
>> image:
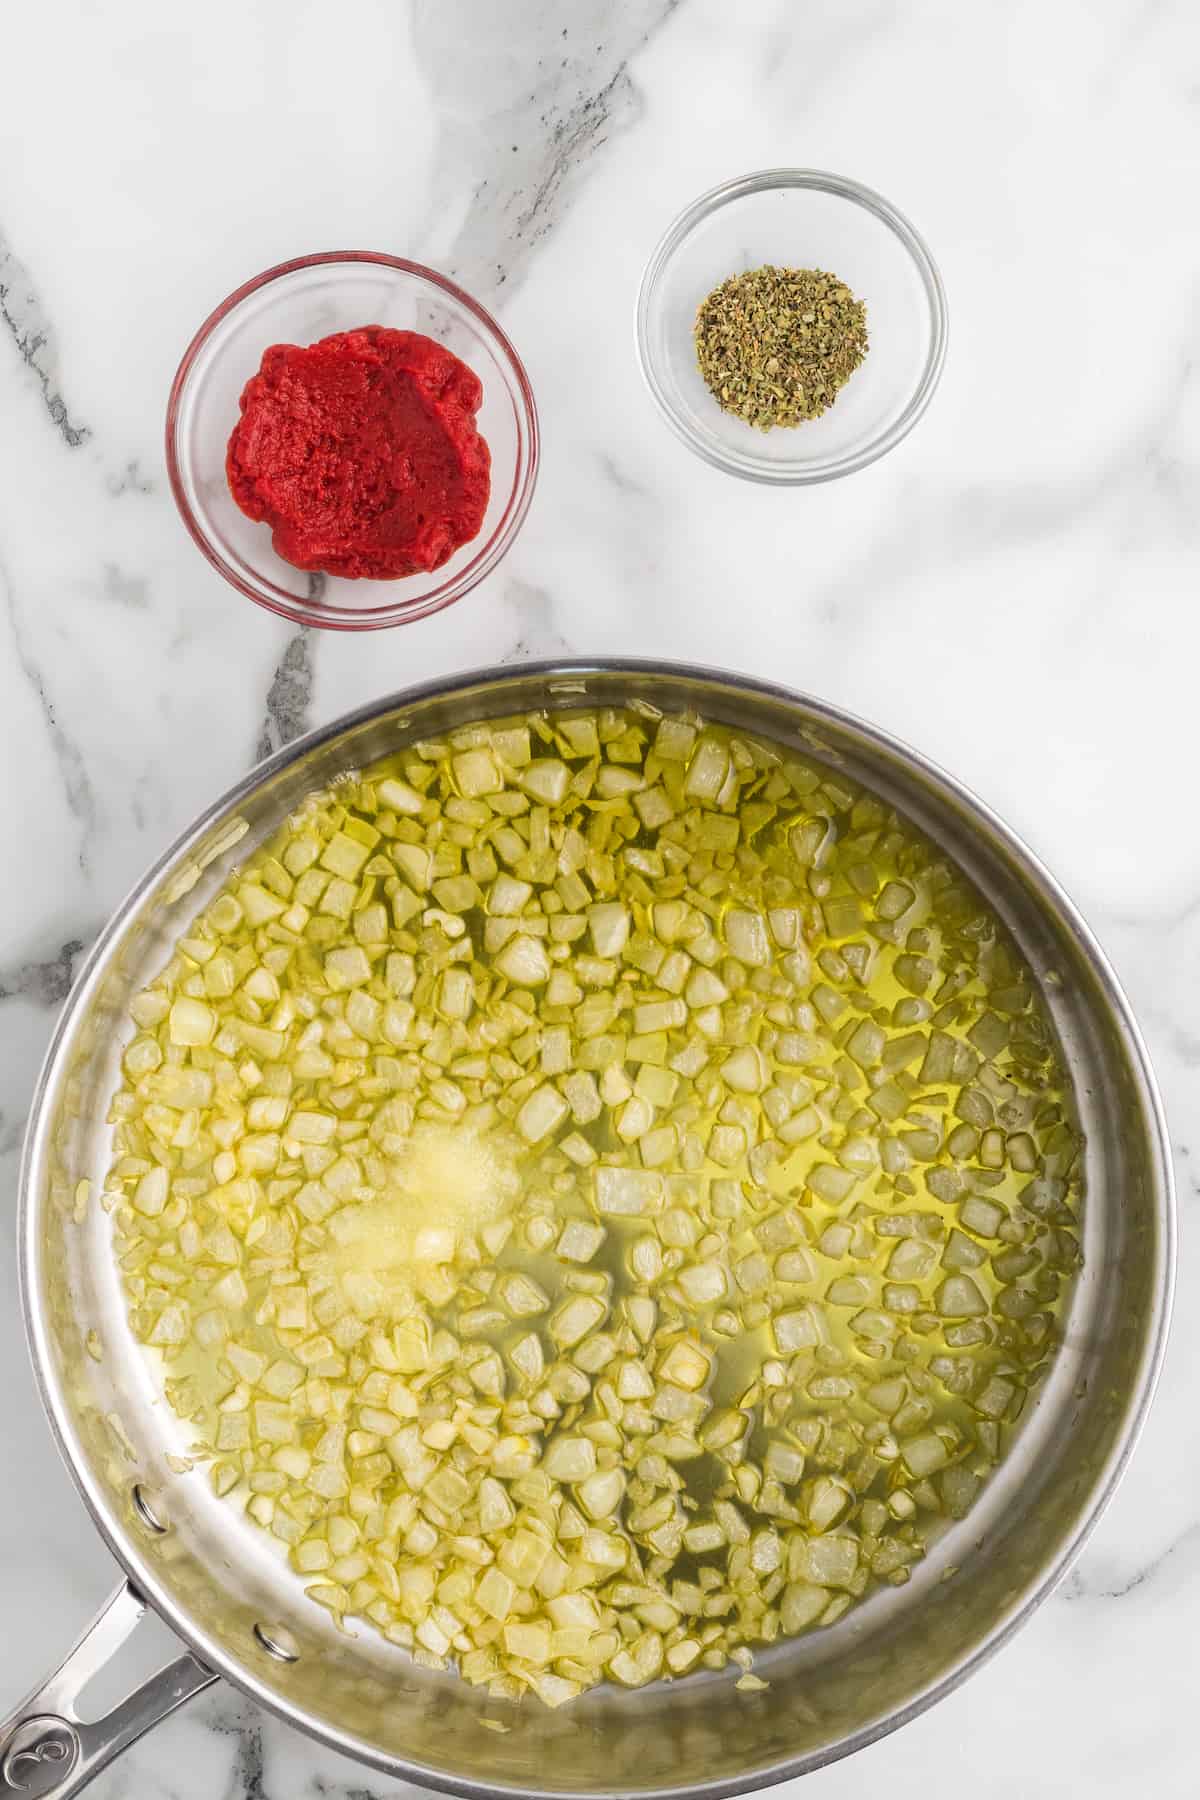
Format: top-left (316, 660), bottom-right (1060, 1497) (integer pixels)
top-left (105, 705), bottom-right (1081, 1704)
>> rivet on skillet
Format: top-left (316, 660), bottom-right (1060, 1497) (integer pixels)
top-left (131, 1483), bottom-right (169, 1534)
top-left (254, 1623), bottom-right (300, 1663)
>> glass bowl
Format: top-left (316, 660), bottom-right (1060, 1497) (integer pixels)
top-left (636, 170), bottom-right (947, 485)
top-left (166, 252), bottom-right (540, 630)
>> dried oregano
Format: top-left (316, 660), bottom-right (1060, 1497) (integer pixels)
top-left (694, 265), bottom-right (869, 430)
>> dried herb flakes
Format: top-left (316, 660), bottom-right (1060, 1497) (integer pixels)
top-left (694, 265), bottom-right (869, 431)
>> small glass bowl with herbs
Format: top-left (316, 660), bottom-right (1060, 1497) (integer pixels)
top-left (637, 170), bottom-right (948, 485)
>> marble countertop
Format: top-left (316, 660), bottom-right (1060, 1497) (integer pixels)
top-left (1, 1), bottom-right (1195, 1794)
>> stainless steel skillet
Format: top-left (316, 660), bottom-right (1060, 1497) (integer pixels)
top-left (4, 660), bottom-right (1174, 1799)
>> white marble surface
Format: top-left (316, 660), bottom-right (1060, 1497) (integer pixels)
top-left (0, 0), bottom-right (1195, 1793)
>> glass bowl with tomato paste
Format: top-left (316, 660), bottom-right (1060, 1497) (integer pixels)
top-left (166, 252), bottom-right (539, 630)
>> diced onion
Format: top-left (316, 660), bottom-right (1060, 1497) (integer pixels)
top-left (105, 703), bottom-right (1081, 1713)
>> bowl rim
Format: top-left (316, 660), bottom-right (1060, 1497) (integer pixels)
top-left (635, 168), bottom-right (949, 486)
top-left (165, 250), bottom-right (540, 631)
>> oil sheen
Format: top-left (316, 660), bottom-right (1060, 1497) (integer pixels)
top-left (103, 704), bottom-right (1083, 1706)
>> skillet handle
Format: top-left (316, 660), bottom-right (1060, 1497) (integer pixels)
top-left (0, 1579), bottom-right (217, 1798)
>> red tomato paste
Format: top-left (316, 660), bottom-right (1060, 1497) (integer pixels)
top-left (226, 326), bottom-right (490, 581)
